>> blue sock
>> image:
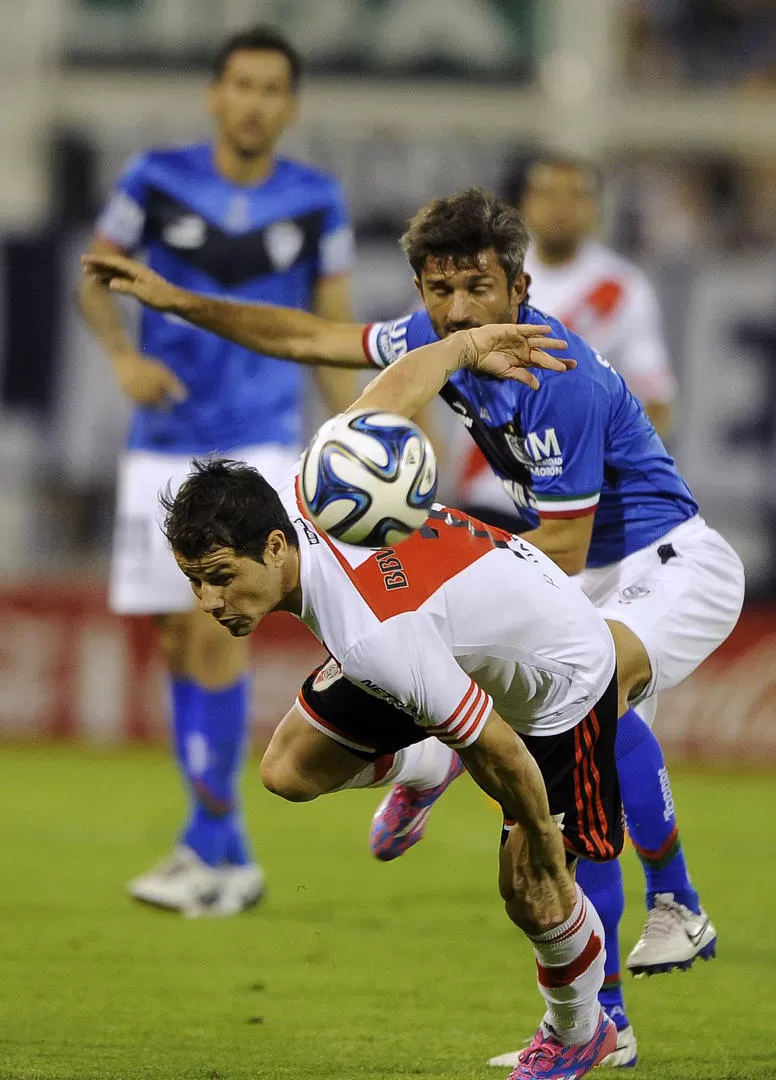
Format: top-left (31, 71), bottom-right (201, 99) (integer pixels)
top-left (170, 676), bottom-right (253, 868)
top-left (616, 707), bottom-right (700, 912)
top-left (576, 858), bottom-right (628, 1028)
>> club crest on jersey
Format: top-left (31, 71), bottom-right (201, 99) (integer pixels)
top-left (312, 657), bottom-right (344, 693)
top-left (265, 220), bottom-right (305, 271)
top-left (619, 583), bottom-right (651, 603)
top-left (162, 214), bottom-right (207, 249)
top-left (224, 193), bottom-right (250, 232)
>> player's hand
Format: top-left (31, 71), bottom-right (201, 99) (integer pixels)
top-left (457, 324), bottom-right (574, 390)
top-left (81, 253), bottom-right (182, 313)
top-left (112, 349), bottom-right (188, 407)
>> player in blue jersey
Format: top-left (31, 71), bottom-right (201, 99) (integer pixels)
top-left (84, 189), bottom-right (744, 1065)
top-left (78, 26), bottom-right (356, 916)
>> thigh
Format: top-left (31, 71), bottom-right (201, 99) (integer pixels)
top-left (297, 656), bottom-right (430, 762)
top-left (109, 451), bottom-right (196, 615)
top-left (263, 703), bottom-right (367, 794)
top-left (595, 523), bottom-right (745, 699)
top-left (520, 671), bottom-right (623, 863)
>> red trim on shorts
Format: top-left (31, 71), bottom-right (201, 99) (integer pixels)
top-left (296, 691), bottom-right (378, 755)
top-left (587, 709), bottom-right (615, 858)
top-left (536, 931), bottom-right (603, 989)
top-left (573, 725), bottom-right (597, 859)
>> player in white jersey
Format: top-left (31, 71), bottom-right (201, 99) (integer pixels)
top-left (459, 155), bottom-right (677, 528)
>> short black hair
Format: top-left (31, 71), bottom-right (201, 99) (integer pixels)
top-left (161, 459), bottom-right (299, 563)
top-left (212, 25), bottom-right (303, 91)
top-left (512, 153), bottom-right (603, 203)
top-left (400, 187), bottom-right (530, 287)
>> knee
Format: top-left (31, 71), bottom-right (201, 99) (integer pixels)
top-left (259, 753), bottom-right (320, 803)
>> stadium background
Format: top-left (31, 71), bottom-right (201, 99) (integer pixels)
top-left (1, 0), bottom-right (775, 761)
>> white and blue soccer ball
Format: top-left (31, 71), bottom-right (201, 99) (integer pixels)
top-left (300, 409), bottom-right (438, 547)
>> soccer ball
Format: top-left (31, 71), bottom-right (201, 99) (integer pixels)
top-left (300, 409), bottom-right (438, 547)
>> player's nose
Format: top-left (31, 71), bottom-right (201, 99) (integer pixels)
top-left (199, 584), bottom-right (224, 614)
top-left (447, 291), bottom-right (476, 325)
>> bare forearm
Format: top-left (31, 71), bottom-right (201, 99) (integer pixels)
top-left (78, 277), bottom-right (135, 361)
top-left (172, 290), bottom-right (367, 368)
top-left (457, 717), bottom-right (552, 831)
top-left (350, 333), bottom-right (465, 419)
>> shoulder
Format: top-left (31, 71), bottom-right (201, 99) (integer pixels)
top-left (123, 143), bottom-right (208, 185)
top-left (522, 304), bottom-right (601, 377)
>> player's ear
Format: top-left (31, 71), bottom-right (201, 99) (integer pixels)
top-left (413, 275), bottom-right (423, 300)
top-left (264, 529), bottom-right (289, 566)
top-left (512, 272), bottom-right (530, 305)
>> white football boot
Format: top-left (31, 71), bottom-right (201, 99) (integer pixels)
top-left (127, 845), bottom-right (265, 917)
top-left (626, 892), bottom-right (717, 976)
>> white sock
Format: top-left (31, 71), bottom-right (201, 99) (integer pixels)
top-left (390, 739), bottom-right (455, 789)
top-left (331, 740), bottom-right (455, 794)
top-left (529, 883), bottom-right (606, 1045)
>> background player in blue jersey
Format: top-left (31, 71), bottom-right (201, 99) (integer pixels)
top-left (78, 26), bottom-right (356, 916)
top-left (83, 189), bottom-right (744, 1065)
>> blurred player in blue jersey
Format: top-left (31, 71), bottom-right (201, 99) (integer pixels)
top-left (78, 26), bottom-right (356, 916)
top-left (84, 190), bottom-right (744, 1068)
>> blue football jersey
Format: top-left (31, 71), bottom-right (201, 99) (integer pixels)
top-left (96, 143), bottom-right (353, 454)
top-left (364, 306), bottom-right (698, 567)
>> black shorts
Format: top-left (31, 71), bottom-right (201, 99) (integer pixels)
top-left (514, 670), bottom-right (622, 862)
top-left (298, 658), bottom-right (622, 863)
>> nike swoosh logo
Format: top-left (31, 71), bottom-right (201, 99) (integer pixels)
top-left (686, 919), bottom-right (710, 947)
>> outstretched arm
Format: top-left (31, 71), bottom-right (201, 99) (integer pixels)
top-left (81, 251), bottom-right (369, 368)
top-left (81, 253), bottom-right (573, 394)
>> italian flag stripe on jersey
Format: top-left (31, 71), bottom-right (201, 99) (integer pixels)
top-left (535, 490), bottom-right (600, 519)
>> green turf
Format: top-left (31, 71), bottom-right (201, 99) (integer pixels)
top-left (1, 745), bottom-right (774, 1079)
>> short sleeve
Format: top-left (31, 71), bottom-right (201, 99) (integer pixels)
top-left (94, 153), bottom-right (149, 253)
top-left (520, 370), bottom-right (606, 519)
top-left (316, 180), bottom-right (355, 279)
top-left (362, 311), bottom-right (438, 369)
top-left (615, 274), bottom-right (677, 405)
top-left (342, 613), bottom-right (492, 749)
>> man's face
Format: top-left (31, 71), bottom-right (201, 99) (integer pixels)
top-left (417, 249), bottom-right (527, 340)
top-left (521, 164), bottom-right (598, 259)
top-left (174, 541), bottom-right (288, 636)
top-left (208, 49), bottom-right (297, 159)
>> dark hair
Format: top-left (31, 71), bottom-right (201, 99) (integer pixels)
top-left (161, 458), bottom-right (299, 563)
top-left (400, 187), bottom-right (530, 287)
top-left (511, 153), bottom-right (603, 203)
top-left (212, 25), bottom-right (303, 91)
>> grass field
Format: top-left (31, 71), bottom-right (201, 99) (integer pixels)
top-left (2, 745), bottom-right (775, 1080)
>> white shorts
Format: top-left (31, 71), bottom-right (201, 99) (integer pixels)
top-left (109, 445), bottom-right (300, 615)
top-left (576, 516), bottom-right (745, 707)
